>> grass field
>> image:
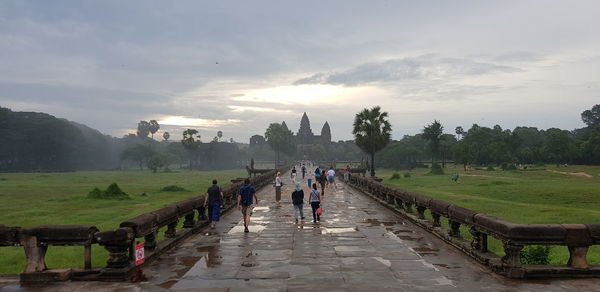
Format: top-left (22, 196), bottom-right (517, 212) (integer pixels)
top-left (0, 169), bottom-right (246, 274)
top-left (378, 164), bottom-right (600, 265)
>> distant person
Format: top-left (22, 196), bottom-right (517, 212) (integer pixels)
top-left (291, 166), bottom-right (297, 179)
top-left (319, 170), bottom-right (327, 195)
top-left (291, 183), bottom-right (305, 223)
top-left (451, 173), bottom-right (460, 183)
top-left (309, 183), bottom-right (321, 223)
top-left (204, 179), bottom-right (224, 229)
top-left (307, 170), bottom-right (314, 189)
top-left (327, 166), bottom-right (336, 189)
top-left (343, 165), bottom-right (350, 182)
top-left (237, 178), bottom-right (258, 233)
top-left (275, 172), bottom-right (283, 202)
top-left (301, 165), bottom-right (307, 179)
top-left (315, 166), bottom-right (321, 180)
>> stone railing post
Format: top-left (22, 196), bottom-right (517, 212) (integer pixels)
top-left (144, 231), bottom-right (157, 251)
top-left (183, 212), bottom-right (195, 228)
top-left (404, 201), bottom-right (413, 213)
top-left (416, 206), bottom-right (426, 220)
top-left (448, 220), bottom-right (461, 238)
top-left (165, 220), bottom-right (178, 238)
top-left (431, 213), bottom-right (441, 227)
top-left (469, 227), bottom-right (488, 252)
top-left (502, 242), bottom-right (523, 268)
top-left (19, 232), bottom-right (47, 273)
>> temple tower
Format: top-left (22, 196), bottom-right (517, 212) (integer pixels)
top-left (297, 112), bottom-right (314, 144)
top-left (321, 121), bottom-right (331, 143)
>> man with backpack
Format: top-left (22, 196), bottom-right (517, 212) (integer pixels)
top-left (237, 178), bottom-right (258, 233)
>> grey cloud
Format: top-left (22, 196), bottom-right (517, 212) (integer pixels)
top-left (294, 56), bottom-right (522, 86)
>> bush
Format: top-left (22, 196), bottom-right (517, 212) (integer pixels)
top-left (390, 172), bottom-right (401, 180)
top-left (486, 166), bottom-right (495, 171)
top-left (501, 163), bottom-right (517, 171)
top-left (520, 245), bottom-right (551, 265)
top-left (161, 185), bottom-right (188, 192)
top-left (403, 172), bottom-right (411, 178)
top-left (88, 183), bottom-right (130, 200)
top-left (429, 163), bottom-right (444, 175)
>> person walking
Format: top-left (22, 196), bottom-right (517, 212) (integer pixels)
top-left (291, 166), bottom-right (297, 180)
top-left (237, 178), bottom-right (258, 233)
top-left (301, 164), bottom-right (307, 179)
top-left (291, 183), bottom-right (305, 223)
top-left (204, 179), bottom-right (224, 229)
top-left (307, 170), bottom-right (313, 188)
top-left (319, 170), bottom-right (327, 196)
top-left (327, 166), bottom-right (336, 189)
top-left (309, 183), bottom-right (321, 223)
top-left (275, 172), bottom-right (283, 202)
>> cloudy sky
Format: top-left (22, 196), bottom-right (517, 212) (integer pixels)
top-left (1, 1), bottom-right (599, 142)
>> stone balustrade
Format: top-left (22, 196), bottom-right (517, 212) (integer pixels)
top-left (344, 174), bottom-right (600, 279)
top-left (0, 164), bottom-right (291, 282)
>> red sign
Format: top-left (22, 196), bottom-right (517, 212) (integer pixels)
top-left (135, 243), bottom-right (145, 266)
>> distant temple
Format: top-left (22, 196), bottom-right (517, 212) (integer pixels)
top-left (289, 112), bottom-right (331, 145)
top-left (249, 112), bottom-right (331, 146)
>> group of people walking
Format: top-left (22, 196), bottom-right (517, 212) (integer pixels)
top-left (201, 162), bottom-right (339, 232)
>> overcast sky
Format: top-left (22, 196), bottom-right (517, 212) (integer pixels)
top-left (1, 1), bottom-right (599, 142)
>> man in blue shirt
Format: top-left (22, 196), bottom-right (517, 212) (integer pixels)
top-left (237, 178), bottom-right (258, 233)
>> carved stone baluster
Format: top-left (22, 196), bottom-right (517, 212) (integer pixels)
top-left (448, 220), bottom-right (461, 238)
top-left (567, 246), bottom-right (590, 269)
top-left (404, 201), bottom-right (413, 213)
top-left (165, 220), bottom-right (178, 238)
top-left (183, 212), bottom-right (195, 228)
top-left (104, 244), bottom-right (130, 268)
top-left (416, 206), bottom-right (426, 220)
top-left (431, 213), bottom-right (441, 227)
top-left (501, 242), bottom-right (523, 267)
top-left (394, 198), bottom-right (404, 210)
top-left (144, 231), bottom-right (157, 251)
top-left (469, 226), bottom-right (481, 250)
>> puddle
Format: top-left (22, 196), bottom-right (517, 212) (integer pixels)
top-left (392, 229), bottom-right (414, 233)
top-left (413, 247), bottom-right (439, 256)
top-left (359, 218), bottom-right (398, 227)
top-left (373, 257), bottom-right (392, 267)
top-left (397, 235), bottom-right (423, 241)
top-left (158, 280), bottom-right (178, 289)
top-left (322, 227), bottom-right (358, 234)
top-left (253, 206), bottom-right (269, 212)
top-left (433, 264), bottom-right (461, 269)
top-left (228, 225), bottom-right (266, 233)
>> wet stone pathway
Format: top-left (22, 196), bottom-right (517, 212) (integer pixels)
top-left (1, 172), bottom-right (598, 291)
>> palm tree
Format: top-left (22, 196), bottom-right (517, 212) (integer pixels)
top-left (352, 106), bottom-right (392, 177)
top-left (423, 120), bottom-right (444, 164)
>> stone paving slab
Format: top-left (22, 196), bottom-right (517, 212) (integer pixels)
top-left (2, 170), bottom-right (600, 291)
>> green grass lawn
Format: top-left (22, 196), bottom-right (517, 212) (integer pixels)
top-left (378, 164), bottom-right (600, 265)
top-left (0, 169), bottom-right (246, 274)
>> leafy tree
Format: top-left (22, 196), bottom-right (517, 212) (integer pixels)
top-left (455, 126), bottom-right (464, 140)
top-left (181, 129), bottom-right (200, 169)
top-left (149, 120), bottom-right (160, 139)
top-left (162, 131), bottom-right (170, 141)
top-left (580, 126), bottom-right (600, 164)
top-left (147, 154), bottom-right (165, 173)
top-left (422, 120), bottom-right (444, 165)
top-left (265, 122), bottom-right (295, 165)
top-left (353, 106), bottom-right (392, 177)
top-left (137, 121), bottom-right (151, 138)
top-left (581, 104), bottom-right (600, 127)
top-left (121, 144), bottom-right (155, 170)
top-left (544, 128), bottom-right (577, 167)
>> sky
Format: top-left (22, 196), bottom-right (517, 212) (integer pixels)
top-left (1, 1), bottom-right (599, 143)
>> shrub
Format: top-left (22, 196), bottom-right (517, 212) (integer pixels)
top-left (88, 183), bottom-right (130, 200)
top-left (403, 172), bottom-right (411, 178)
top-left (501, 163), bottom-right (517, 171)
top-left (390, 172), bottom-right (401, 180)
top-left (429, 163), bottom-right (444, 175)
top-left (486, 166), bottom-right (495, 171)
top-left (161, 185), bottom-right (187, 192)
top-left (520, 245), bottom-right (551, 265)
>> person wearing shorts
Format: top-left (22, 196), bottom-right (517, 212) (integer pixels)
top-left (237, 178), bottom-right (258, 233)
top-left (327, 167), bottom-right (336, 189)
top-left (204, 179), bottom-right (223, 229)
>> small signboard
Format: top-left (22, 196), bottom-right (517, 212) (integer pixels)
top-left (135, 243), bottom-right (145, 266)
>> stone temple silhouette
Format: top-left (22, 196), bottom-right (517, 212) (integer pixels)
top-left (288, 112), bottom-right (331, 145)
